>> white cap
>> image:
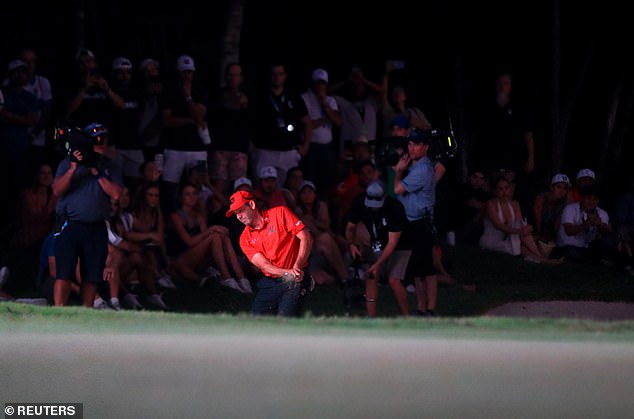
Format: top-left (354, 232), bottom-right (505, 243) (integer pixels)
top-left (576, 168), bottom-right (595, 180)
top-left (7, 59), bottom-right (27, 72)
top-left (311, 68), bottom-right (328, 83)
top-left (176, 55), bottom-right (196, 72)
top-left (139, 58), bottom-right (159, 72)
top-left (299, 180), bottom-right (316, 191)
top-left (259, 165), bottom-right (278, 179)
top-left (75, 48), bottom-right (95, 61)
top-left (551, 173), bottom-right (571, 186)
top-left (233, 177), bottom-right (253, 191)
top-left (364, 180), bottom-right (386, 208)
top-left (112, 57), bottom-right (132, 71)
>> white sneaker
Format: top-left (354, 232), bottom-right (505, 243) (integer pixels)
top-left (219, 277), bottom-right (243, 292)
top-left (109, 298), bottom-right (121, 311)
top-left (122, 293), bottom-right (143, 310)
top-left (157, 275), bottom-right (176, 289)
top-left (406, 284), bottom-right (416, 294)
top-left (198, 126), bottom-right (212, 145)
top-left (205, 266), bottom-right (221, 278)
top-left (0, 266), bottom-right (9, 288)
top-left (93, 297), bottom-right (110, 310)
top-left (147, 294), bottom-right (169, 310)
top-left (237, 278), bottom-right (253, 294)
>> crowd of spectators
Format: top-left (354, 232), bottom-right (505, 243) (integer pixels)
top-left (1, 47), bottom-right (633, 315)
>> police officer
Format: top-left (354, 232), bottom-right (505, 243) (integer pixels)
top-left (52, 123), bottom-right (123, 307)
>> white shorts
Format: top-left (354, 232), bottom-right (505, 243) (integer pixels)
top-left (162, 149), bottom-right (208, 183)
top-left (116, 149), bottom-right (145, 178)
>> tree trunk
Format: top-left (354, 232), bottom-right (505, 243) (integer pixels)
top-left (218, 0), bottom-right (246, 87)
top-left (598, 79), bottom-right (622, 176)
top-left (549, 0), bottom-right (561, 175)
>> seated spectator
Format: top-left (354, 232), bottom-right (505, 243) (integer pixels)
top-left (168, 182), bottom-right (252, 293)
top-left (532, 173), bottom-right (572, 247)
top-left (139, 159), bottom-right (162, 184)
top-left (252, 165), bottom-right (295, 210)
top-left (283, 166), bottom-right (305, 205)
top-left (124, 181), bottom-right (171, 283)
top-left (556, 184), bottom-right (634, 276)
top-left (109, 190), bottom-right (169, 309)
top-left (480, 177), bottom-right (563, 264)
top-left (448, 168), bottom-right (492, 245)
top-left (295, 180), bottom-right (350, 286)
top-left (34, 232), bottom-right (80, 305)
top-left (569, 168), bottom-right (596, 203)
top-left (185, 160), bottom-right (229, 224)
top-left (612, 178), bottom-right (634, 259)
top-left (11, 162), bottom-right (57, 252)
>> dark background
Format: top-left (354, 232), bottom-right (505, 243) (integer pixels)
top-left (2, 1), bottom-right (632, 198)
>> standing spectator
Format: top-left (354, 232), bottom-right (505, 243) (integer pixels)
top-left (345, 180), bottom-right (411, 317)
top-left (328, 65), bottom-right (383, 169)
top-left (63, 48), bottom-right (125, 129)
top-left (51, 123), bottom-right (123, 307)
top-left (137, 58), bottom-right (163, 161)
top-left (108, 56), bottom-right (144, 190)
top-left (252, 63), bottom-right (312, 187)
top-left (158, 54), bottom-right (210, 213)
top-left (473, 72), bottom-right (536, 214)
top-left (226, 190), bottom-right (313, 316)
top-left (0, 59), bottom-right (40, 243)
top-left (380, 60), bottom-right (432, 139)
top-left (300, 68), bottom-right (342, 196)
top-left (392, 131), bottom-right (438, 316)
top-left (2, 48), bottom-right (55, 171)
top-left (209, 62), bottom-right (253, 197)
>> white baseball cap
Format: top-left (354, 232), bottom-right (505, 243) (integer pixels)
top-left (112, 57), bottom-right (132, 71)
top-left (259, 165), bottom-right (278, 179)
top-left (7, 60), bottom-right (27, 72)
top-left (299, 180), bottom-right (316, 191)
top-left (139, 58), bottom-right (160, 72)
top-left (551, 173), bottom-right (571, 186)
top-left (176, 55), bottom-right (196, 72)
top-left (576, 168), bottom-right (595, 180)
top-left (364, 180), bottom-right (386, 208)
top-left (233, 177), bottom-right (253, 191)
top-left (311, 68), bottom-right (328, 83)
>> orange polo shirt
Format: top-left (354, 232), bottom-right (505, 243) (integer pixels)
top-left (239, 206), bottom-right (306, 275)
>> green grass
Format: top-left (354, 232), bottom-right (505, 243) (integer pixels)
top-left (3, 242), bottom-right (634, 326)
top-left (3, 300), bottom-right (634, 342)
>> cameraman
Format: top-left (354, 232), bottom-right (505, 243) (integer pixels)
top-left (52, 124), bottom-right (123, 307)
top-left (393, 130), bottom-right (438, 316)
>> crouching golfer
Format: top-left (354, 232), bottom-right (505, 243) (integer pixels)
top-left (226, 190), bottom-right (313, 316)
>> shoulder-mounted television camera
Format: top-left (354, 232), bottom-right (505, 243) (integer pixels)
top-left (376, 128), bottom-right (458, 167)
top-left (53, 122), bottom-right (108, 168)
